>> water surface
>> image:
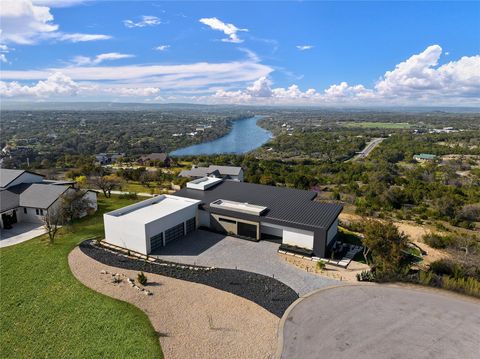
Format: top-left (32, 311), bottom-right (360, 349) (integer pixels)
top-left (171, 115), bottom-right (272, 156)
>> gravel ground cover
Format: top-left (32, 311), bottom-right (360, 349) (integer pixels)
top-left (80, 240), bottom-right (298, 317)
top-left (70, 247), bottom-right (278, 359)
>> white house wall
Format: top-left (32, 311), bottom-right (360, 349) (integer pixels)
top-left (18, 207), bottom-right (44, 224)
top-left (144, 205), bottom-right (197, 253)
top-left (198, 209), bottom-right (210, 227)
top-left (326, 219), bottom-right (339, 245)
top-left (282, 227), bottom-right (315, 250)
top-left (104, 215), bottom-right (148, 254)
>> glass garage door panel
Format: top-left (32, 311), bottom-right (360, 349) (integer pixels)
top-left (186, 217), bottom-right (196, 234)
top-left (165, 223), bottom-right (185, 243)
top-left (238, 222), bottom-right (257, 239)
top-left (150, 232), bottom-right (164, 251)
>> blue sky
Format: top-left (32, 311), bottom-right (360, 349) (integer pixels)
top-left (1, 1), bottom-right (479, 106)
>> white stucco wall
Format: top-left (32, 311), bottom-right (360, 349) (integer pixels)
top-left (282, 227), bottom-right (315, 250)
top-left (144, 205), bottom-right (197, 253)
top-left (326, 219), bottom-right (339, 245)
top-left (198, 209), bottom-right (210, 227)
top-left (18, 207), bottom-right (44, 224)
top-left (104, 214), bottom-right (148, 254)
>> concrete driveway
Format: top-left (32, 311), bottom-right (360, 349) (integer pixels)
top-left (0, 223), bottom-right (46, 248)
top-left (152, 230), bottom-right (339, 295)
top-left (279, 285), bottom-right (480, 359)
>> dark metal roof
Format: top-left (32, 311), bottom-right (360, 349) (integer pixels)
top-left (174, 181), bottom-right (342, 230)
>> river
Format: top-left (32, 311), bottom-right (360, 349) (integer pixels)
top-left (170, 115), bottom-right (272, 156)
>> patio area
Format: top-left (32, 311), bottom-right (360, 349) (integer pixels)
top-left (0, 222), bottom-right (46, 248)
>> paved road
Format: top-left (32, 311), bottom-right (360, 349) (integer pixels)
top-left (351, 137), bottom-right (385, 160)
top-left (152, 230), bottom-right (339, 295)
top-left (280, 285), bottom-right (480, 359)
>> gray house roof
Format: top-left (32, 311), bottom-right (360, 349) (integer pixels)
top-left (174, 181), bottom-right (342, 231)
top-left (0, 169), bottom-right (44, 188)
top-left (19, 184), bottom-right (70, 209)
top-left (1, 183), bottom-right (70, 212)
top-left (179, 165), bottom-right (242, 178)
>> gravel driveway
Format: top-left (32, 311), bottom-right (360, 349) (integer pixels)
top-left (280, 285), bottom-right (480, 359)
top-left (152, 230), bottom-right (339, 295)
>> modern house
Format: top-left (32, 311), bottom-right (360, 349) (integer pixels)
top-left (0, 169), bottom-right (97, 230)
top-left (179, 165), bottom-right (244, 182)
top-left (95, 152), bottom-right (125, 165)
top-left (413, 153), bottom-right (437, 163)
top-left (138, 153), bottom-right (171, 167)
top-left (103, 177), bottom-right (342, 258)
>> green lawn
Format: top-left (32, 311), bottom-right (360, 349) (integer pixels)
top-left (0, 197), bottom-right (163, 359)
top-left (343, 121), bottom-right (411, 129)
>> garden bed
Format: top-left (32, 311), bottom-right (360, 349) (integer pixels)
top-left (80, 240), bottom-right (298, 317)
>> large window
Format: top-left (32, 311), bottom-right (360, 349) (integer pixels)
top-left (238, 222), bottom-right (257, 239)
top-left (219, 217), bottom-right (236, 224)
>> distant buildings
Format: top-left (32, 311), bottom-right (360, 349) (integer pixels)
top-left (95, 152), bottom-right (125, 165)
top-left (413, 153), bottom-right (437, 163)
top-left (138, 153), bottom-right (171, 167)
top-left (179, 165), bottom-right (244, 182)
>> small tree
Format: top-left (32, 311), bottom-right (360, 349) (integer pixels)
top-left (43, 205), bottom-right (63, 244)
top-left (62, 189), bottom-right (94, 221)
top-left (91, 174), bottom-right (122, 197)
top-left (361, 219), bottom-right (409, 276)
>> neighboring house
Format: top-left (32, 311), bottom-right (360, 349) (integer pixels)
top-left (179, 165), bottom-right (244, 182)
top-left (103, 177), bottom-right (342, 258)
top-left (138, 153), bottom-right (171, 167)
top-left (413, 153), bottom-right (437, 163)
top-left (95, 152), bottom-right (125, 165)
top-left (0, 169), bottom-right (97, 230)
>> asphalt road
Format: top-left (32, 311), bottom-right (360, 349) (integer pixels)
top-left (280, 285), bottom-right (480, 359)
top-left (353, 137), bottom-right (385, 160)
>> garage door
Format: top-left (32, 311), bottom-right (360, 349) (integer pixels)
top-left (165, 223), bottom-right (185, 244)
top-left (238, 222), bottom-right (257, 239)
top-left (186, 217), bottom-right (196, 234)
top-left (150, 232), bottom-right (164, 251)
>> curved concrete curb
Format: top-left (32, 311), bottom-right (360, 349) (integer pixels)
top-left (274, 284), bottom-right (360, 359)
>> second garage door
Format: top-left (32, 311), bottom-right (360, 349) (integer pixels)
top-left (165, 223), bottom-right (185, 244)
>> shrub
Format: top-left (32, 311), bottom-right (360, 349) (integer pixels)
top-left (316, 260), bottom-right (326, 271)
top-left (422, 233), bottom-right (452, 249)
top-left (430, 259), bottom-right (464, 278)
top-left (119, 192), bottom-right (138, 200)
top-left (441, 275), bottom-right (480, 297)
top-left (418, 270), bottom-right (434, 285)
top-left (356, 270), bottom-right (375, 282)
top-left (137, 272), bottom-right (147, 286)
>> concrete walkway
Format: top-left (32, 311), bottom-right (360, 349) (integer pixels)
top-left (0, 223), bottom-right (46, 248)
top-left (152, 230), bottom-right (339, 296)
top-left (279, 285), bottom-right (480, 359)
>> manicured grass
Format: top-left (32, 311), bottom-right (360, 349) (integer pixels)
top-left (343, 121), bottom-right (411, 129)
top-left (0, 197), bottom-right (163, 359)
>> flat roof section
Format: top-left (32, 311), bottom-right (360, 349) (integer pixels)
top-left (186, 177), bottom-right (223, 190)
top-left (105, 195), bottom-right (200, 224)
top-left (210, 199), bottom-right (268, 216)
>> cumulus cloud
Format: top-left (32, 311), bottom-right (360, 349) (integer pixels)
top-left (123, 15), bottom-right (161, 28)
top-left (154, 45), bottom-right (170, 51)
top-left (213, 45), bottom-right (480, 105)
top-left (0, 0), bottom-right (111, 44)
top-left (104, 87), bottom-right (161, 97)
top-left (296, 45), bottom-right (314, 51)
top-left (72, 52), bottom-right (134, 66)
top-left (0, 72), bottom-right (80, 97)
top-left (199, 17), bottom-right (247, 43)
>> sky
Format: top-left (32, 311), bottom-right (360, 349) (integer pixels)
top-left (0, 0), bottom-right (479, 106)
